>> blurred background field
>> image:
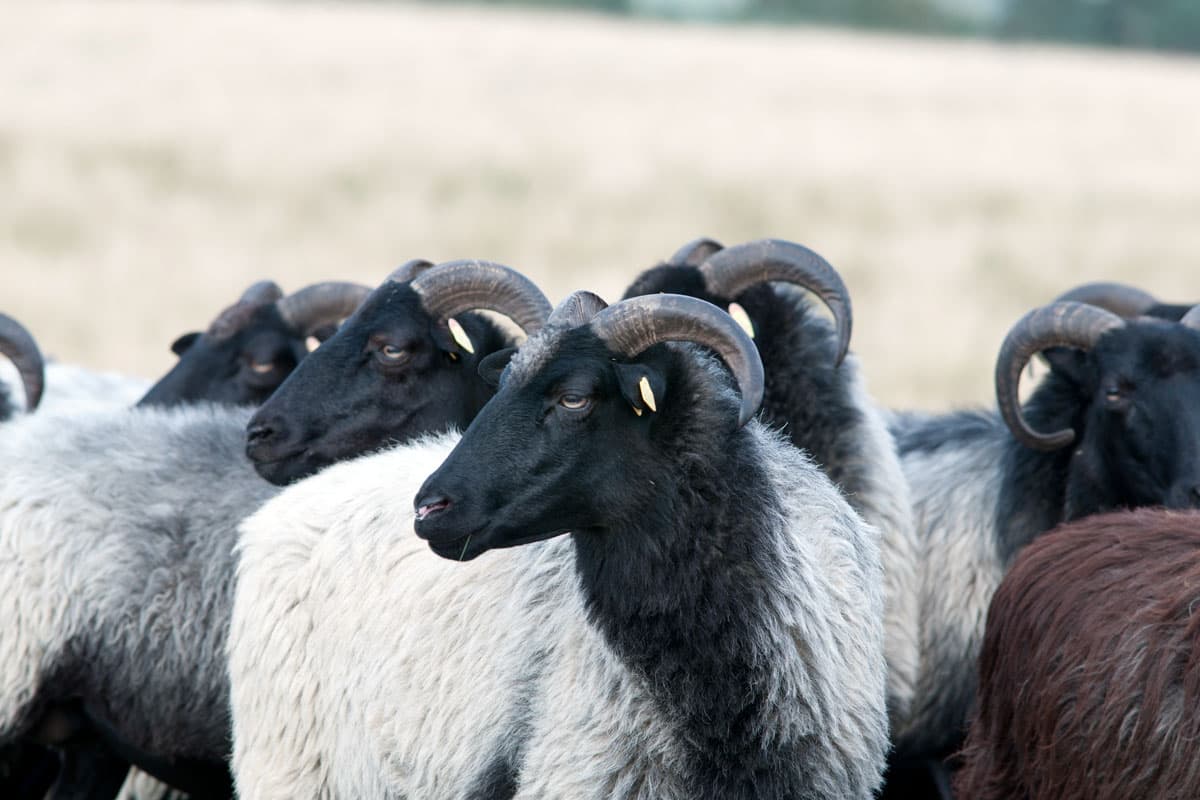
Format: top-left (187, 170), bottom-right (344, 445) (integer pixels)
top-left (2, 0), bottom-right (1198, 409)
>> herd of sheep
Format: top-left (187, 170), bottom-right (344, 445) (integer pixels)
top-left (0, 237), bottom-right (1198, 800)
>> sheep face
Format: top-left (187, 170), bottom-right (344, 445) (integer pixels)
top-left (245, 283), bottom-right (506, 486)
top-left (138, 303), bottom-right (308, 408)
top-left (414, 328), bottom-right (700, 561)
top-left (1052, 320), bottom-right (1200, 516)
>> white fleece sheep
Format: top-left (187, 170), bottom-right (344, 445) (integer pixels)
top-left (228, 423), bottom-right (888, 799)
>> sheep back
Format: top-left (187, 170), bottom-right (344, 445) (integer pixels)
top-left (955, 507), bottom-right (1200, 800)
top-left (0, 403), bottom-right (274, 761)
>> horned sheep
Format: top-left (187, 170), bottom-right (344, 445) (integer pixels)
top-left (227, 292), bottom-right (889, 799)
top-left (623, 237), bottom-right (919, 727)
top-left (883, 291), bottom-right (1200, 796)
top-left (0, 262), bottom-right (551, 800)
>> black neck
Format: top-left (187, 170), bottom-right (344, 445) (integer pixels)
top-left (571, 422), bottom-right (810, 798)
top-left (737, 286), bottom-right (868, 501)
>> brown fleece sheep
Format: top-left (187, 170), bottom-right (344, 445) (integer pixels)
top-left (955, 508), bottom-right (1200, 800)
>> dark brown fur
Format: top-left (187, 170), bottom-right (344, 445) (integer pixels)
top-left (955, 508), bottom-right (1200, 800)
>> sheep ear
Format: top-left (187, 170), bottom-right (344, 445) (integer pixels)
top-left (1041, 346), bottom-right (1087, 385)
top-left (614, 362), bottom-right (665, 418)
top-left (308, 323), bottom-right (339, 344)
top-left (431, 318), bottom-right (475, 359)
top-left (171, 332), bottom-right (201, 356)
top-left (478, 348), bottom-right (517, 389)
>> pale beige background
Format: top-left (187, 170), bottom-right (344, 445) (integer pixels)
top-left (3, 1), bottom-right (1198, 409)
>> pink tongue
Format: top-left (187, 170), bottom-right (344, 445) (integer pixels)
top-left (416, 501), bottom-right (448, 521)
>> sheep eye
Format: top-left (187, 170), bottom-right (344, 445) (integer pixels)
top-left (380, 344), bottom-right (409, 362)
top-left (559, 394), bottom-right (591, 411)
top-left (249, 361), bottom-right (275, 375)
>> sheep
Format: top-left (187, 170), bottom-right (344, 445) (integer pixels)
top-left (0, 317), bottom-right (147, 418)
top-left (0, 260), bottom-right (553, 800)
top-left (0, 313), bottom-right (45, 422)
top-left (0, 280), bottom-right (364, 797)
top-left (1052, 280), bottom-right (1195, 321)
top-left (623, 236), bottom-right (919, 727)
top-left (883, 296), bottom-right (1200, 796)
top-left (137, 279), bottom-right (370, 407)
top-left (0, 402), bottom-right (270, 800)
top-left (2, 276), bottom-right (370, 420)
top-left (228, 291), bottom-right (889, 799)
top-left (245, 258), bottom-right (551, 485)
top-left (954, 507), bottom-right (1200, 800)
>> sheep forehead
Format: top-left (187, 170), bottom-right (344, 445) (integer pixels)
top-left (504, 323), bottom-right (572, 386)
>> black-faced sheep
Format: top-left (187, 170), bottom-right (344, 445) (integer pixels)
top-left (228, 292), bottom-right (888, 799)
top-left (0, 262), bottom-right (552, 800)
top-left (245, 259), bottom-right (551, 485)
top-left (884, 299), bottom-right (1200, 796)
top-left (624, 237), bottom-right (919, 726)
top-left (137, 279), bottom-right (369, 407)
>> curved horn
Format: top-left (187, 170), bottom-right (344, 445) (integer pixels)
top-left (547, 291), bottom-right (609, 329)
top-left (996, 302), bottom-right (1125, 452)
top-left (385, 259), bottom-right (435, 285)
top-left (238, 280), bottom-right (284, 307)
top-left (589, 294), bottom-right (764, 427)
top-left (275, 281), bottom-right (373, 336)
top-left (1181, 304), bottom-right (1200, 331)
top-left (668, 237), bottom-right (724, 267)
top-left (0, 313), bottom-right (45, 411)
top-left (698, 238), bottom-right (853, 365)
top-left (410, 260), bottom-right (552, 335)
top-left (1053, 282), bottom-right (1159, 319)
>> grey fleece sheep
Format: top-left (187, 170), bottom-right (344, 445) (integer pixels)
top-left (0, 403), bottom-right (276, 797)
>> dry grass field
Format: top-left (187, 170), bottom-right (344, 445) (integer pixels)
top-left (2, 0), bottom-right (1199, 409)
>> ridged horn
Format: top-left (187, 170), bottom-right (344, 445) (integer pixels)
top-left (698, 238), bottom-right (853, 365)
top-left (275, 282), bottom-right (373, 336)
top-left (385, 259), bottom-right (435, 285)
top-left (410, 260), bottom-right (552, 335)
top-left (668, 237), bottom-right (724, 267)
top-left (589, 293), bottom-right (764, 427)
top-left (1053, 282), bottom-right (1159, 319)
top-left (1181, 304), bottom-right (1200, 331)
top-left (547, 291), bottom-right (609, 329)
top-left (238, 280), bottom-right (284, 306)
top-left (996, 302), bottom-right (1125, 452)
top-left (0, 313), bottom-right (45, 411)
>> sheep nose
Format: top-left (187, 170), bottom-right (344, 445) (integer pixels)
top-left (245, 418), bottom-right (287, 460)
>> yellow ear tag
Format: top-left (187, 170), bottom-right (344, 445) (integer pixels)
top-left (631, 405), bottom-right (643, 417)
top-left (728, 302), bottom-right (755, 339)
top-left (638, 375), bottom-right (657, 412)
top-left (447, 318), bottom-right (475, 354)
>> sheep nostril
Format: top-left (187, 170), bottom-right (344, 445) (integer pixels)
top-left (245, 420), bottom-right (289, 457)
top-left (245, 423), bottom-right (275, 446)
